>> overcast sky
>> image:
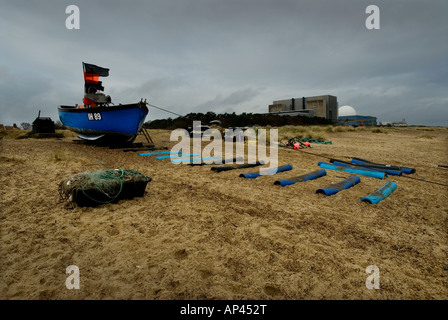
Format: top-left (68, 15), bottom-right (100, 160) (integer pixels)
top-left (1, 0), bottom-right (447, 126)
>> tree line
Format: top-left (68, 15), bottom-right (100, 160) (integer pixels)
top-left (144, 112), bottom-right (332, 130)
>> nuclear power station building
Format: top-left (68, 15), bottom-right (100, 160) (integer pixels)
top-left (337, 105), bottom-right (378, 127)
top-left (268, 95), bottom-right (339, 123)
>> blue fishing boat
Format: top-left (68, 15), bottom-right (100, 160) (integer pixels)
top-left (58, 63), bottom-right (149, 143)
top-left (58, 102), bottom-right (148, 143)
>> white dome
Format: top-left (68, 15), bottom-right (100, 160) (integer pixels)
top-left (339, 105), bottom-right (357, 117)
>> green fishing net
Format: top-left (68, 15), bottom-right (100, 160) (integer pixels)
top-left (59, 169), bottom-right (151, 207)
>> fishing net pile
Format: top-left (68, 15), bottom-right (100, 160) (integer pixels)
top-left (280, 137), bottom-right (332, 146)
top-left (58, 169), bottom-right (151, 207)
top-left (294, 137), bottom-right (332, 145)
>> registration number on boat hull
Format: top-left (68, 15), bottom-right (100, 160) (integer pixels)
top-left (87, 112), bottom-right (102, 121)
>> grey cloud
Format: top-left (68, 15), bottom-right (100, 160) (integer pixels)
top-left (0, 67), bottom-right (55, 124)
top-left (0, 0), bottom-right (447, 126)
top-left (194, 88), bottom-right (261, 112)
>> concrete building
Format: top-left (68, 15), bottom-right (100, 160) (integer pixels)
top-left (268, 95), bottom-right (338, 123)
top-left (392, 119), bottom-right (407, 127)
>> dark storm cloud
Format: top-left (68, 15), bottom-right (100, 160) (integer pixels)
top-left (0, 0), bottom-right (447, 126)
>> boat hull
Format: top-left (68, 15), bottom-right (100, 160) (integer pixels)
top-left (58, 102), bottom-right (149, 143)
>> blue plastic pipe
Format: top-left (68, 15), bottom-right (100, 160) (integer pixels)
top-left (361, 182), bottom-right (397, 204)
top-left (240, 164), bottom-right (293, 179)
top-left (172, 157), bottom-right (222, 164)
top-left (331, 161), bottom-right (402, 176)
top-left (155, 154), bottom-right (200, 159)
top-left (318, 162), bottom-right (386, 179)
top-left (189, 157), bottom-right (245, 166)
top-left (274, 169), bottom-right (327, 187)
top-left (351, 158), bottom-right (415, 174)
top-left (316, 175), bottom-right (361, 196)
top-left (139, 151), bottom-right (181, 156)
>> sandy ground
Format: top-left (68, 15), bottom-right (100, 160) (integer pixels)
top-left (0, 127), bottom-right (447, 300)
